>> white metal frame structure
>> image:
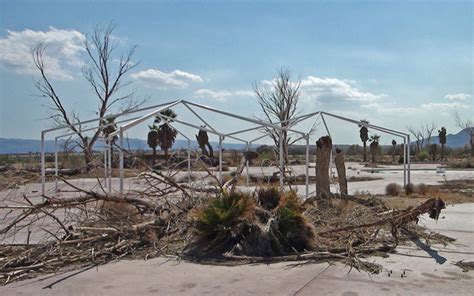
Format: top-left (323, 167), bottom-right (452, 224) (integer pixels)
top-left (40, 100), bottom-right (411, 198)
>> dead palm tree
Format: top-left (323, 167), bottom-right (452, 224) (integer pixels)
top-left (369, 134), bottom-right (380, 163)
top-left (154, 109), bottom-right (178, 159)
top-left (196, 127), bottom-right (213, 158)
top-left (438, 127), bottom-right (447, 160)
top-left (391, 139), bottom-right (397, 163)
top-left (359, 120), bottom-right (369, 162)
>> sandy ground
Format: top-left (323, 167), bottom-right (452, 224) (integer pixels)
top-left (1, 202), bottom-right (473, 295)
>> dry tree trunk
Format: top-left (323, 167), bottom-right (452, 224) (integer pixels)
top-left (316, 136), bottom-right (332, 198)
top-left (335, 148), bottom-right (348, 195)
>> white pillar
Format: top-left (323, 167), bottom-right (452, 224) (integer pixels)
top-left (279, 129), bottom-right (284, 190)
top-left (54, 137), bottom-right (58, 195)
top-left (119, 128), bottom-right (124, 195)
top-left (246, 142), bottom-right (250, 186)
top-left (219, 136), bottom-right (223, 184)
top-left (108, 141), bottom-right (112, 194)
top-left (407, 135), bottom-right (411, 184)
top-left (41, 132), bottom-right (45, 196)
top-left (403, 137), bottom-right (407, 187)
top-left (104, 149), bottom-right (107, 188)
top-left (187, 139), bottom-right (191, 182)
top-left (305, 134), bottom-right (309, 198)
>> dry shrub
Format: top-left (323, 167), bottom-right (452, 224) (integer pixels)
top-left (99, 201), bottom-right (142, 223)
top-left (276, 191), bottom-right (316, 252)
top-left (221, 164), bottom-right (230, 171)
top-left (186, 189), bottom-right (317, 257)
top-left (385, 183), bottom-right (402, 196)
top-left (404, 183), bottom-right (415, 195)
top-left (256, 186), bottom-right (281, 210)
top-left (416, 183), bottom-right (429, 195)
top-left (186, 191), bottom-right (264, 256)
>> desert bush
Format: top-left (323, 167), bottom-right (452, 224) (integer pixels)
top-left (385, 183), bottom-right (402, 196)
top-left (417, 150), bottom-right (429, 161)
top-left (404, 183), bottom-right (415, 195)
top-left (189, 191), bottom-right (255, 254)
top-left (276, 191), bottom-right (315, 252)
top-left (256, 186), bottom-right (281, 210)
top-left (415, 183), bottom-right (429, 195)
top-left (187, 188), bottom-right (316, 257)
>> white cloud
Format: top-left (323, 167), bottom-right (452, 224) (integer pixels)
top-left (0, 27), bottom-right (85, 80)
top-left (300, 76), bottom-right (384, 102)
top-left (361, 102), bottom-right (418, 114)
top-left (361, 101), bottom-right (469, 114)
top-left (194, 88), bottom-right (253, 101)
top-left (445, 93), bottom-right (472, 101)
top-left (421, 102), bottom-right (469, 110)
top-left (131, 68), bottom-right (203, 89)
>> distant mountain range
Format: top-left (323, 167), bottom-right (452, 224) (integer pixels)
top-left (417, 127), bottom-right (472, 148)
top-left (1, 128), bottom-right (471, 154)
top-left (0, 137), bottom-right (247, 154)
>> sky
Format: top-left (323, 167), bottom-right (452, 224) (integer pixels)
top-left (0, 0), bottom-right (472, 146)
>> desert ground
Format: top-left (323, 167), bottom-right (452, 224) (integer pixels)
top-left (1, 162), bottom-right (473, 295)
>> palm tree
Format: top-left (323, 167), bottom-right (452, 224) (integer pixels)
top-left (438, 127), bottom-right (447, 160)
top-left (369, 134), bottom-right (380, 163)
top-left (101, 117), bottom-right (117, 167)
top-left (359, 120), bottom-right (369, 162)
top-left (147, 127), bottom-right (159, 165)
top-left (391, 139), bottom-right (397, 163)
top-left (154, 109), bottom-right (178, 159)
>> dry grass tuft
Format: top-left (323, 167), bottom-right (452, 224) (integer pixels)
top-left (385, 183), bottom-right (402, 196)
top-left (404, 183), bottom-right (415, 195)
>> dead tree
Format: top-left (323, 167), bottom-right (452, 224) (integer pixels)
top-left (454, 111), bottom-right (474, 155)
top-left (335, 148), bottom-right (347, 195)
top-left (32, 23), bottom-right (141, 171)
top-left (316, 136), bottom-right (332, 198)
top-left (253, 68), bottom-right (301, 164)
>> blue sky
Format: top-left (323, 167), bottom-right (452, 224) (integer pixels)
top-left (0, 0), bottom-right (472, 145)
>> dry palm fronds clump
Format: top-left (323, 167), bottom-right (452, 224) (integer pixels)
top-left (184, 188), bottom-right (317, 258)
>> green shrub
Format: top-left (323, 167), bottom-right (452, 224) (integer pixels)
top-left (194, 191), bottom-right (252, 236)
top-left (417, 150), bottom-right (429, 161)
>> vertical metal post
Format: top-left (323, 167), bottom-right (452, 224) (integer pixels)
top-left (246, 142), bottom-right (250, 186)
top-left (305, 134), bottom-right (309, 198)
top-left (407, 135), bottom-right (411, 185)
top-left (279, 129), bottom-right (284, 190)
top-left (119, 128), bottom-right (124, 195)
top-left (218, 136), bottom-right (223, 184)
top-left (41, 132), bottom-right (45, 196)
top-left (403, 137), bottom-right (407, 187)
top-left (187, 139), bottom-right (191, 182)
top-left (104, 149), bottom-right (107, 188)
top-left (54, 137), bottom-right (58, 195)
top-left (108, 141), bottom-right (112, 194)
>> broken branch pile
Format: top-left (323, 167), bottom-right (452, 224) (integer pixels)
top-left (0, 162), bottom-right (450, 285)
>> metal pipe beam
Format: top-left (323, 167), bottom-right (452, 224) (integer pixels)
top-left (41, 132), bottom-right (45, 196)
top-left (119, 128), bottom-right (124, 195)
top-left (42, 100), bottom-right (180, 134)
